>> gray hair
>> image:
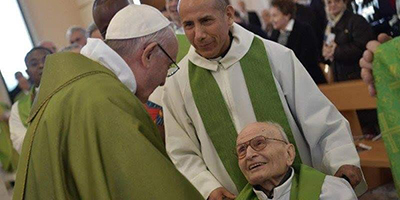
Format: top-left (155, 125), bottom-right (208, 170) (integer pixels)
top-left (66, 26), bottom-right (86, 40)
top-left (262, 121), bottom-right (289, 143)
top-left (86, 23), bottom-right (99, 38)
top-left (105, 25), bottom-right (175, 61)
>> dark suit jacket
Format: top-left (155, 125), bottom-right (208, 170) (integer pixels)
top-left (271, 20), bottom-right (326, 84)
top-left (330, 10), bottom-right (375, 81)
top-left (248, 11), bottom-right (262, 28)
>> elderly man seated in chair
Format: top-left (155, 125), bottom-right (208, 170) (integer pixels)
top-left (236, 122), bottom-right (357, 200)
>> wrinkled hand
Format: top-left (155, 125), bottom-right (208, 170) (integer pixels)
top-left (334, 165), bottom-right (362, 188)
top-left (359, 33), bottom-right (392, 96)
top-left (208, 187), bottom-right (236, 200)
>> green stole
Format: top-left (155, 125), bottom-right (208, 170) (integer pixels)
top-left (236, 164), bottom-right (326, 200)
top-left (176, 34), bottom-right (191, 62)
top-left (373, 36), bottom-right (400, 196)
top-left (0, 103), bottom-right (19, 172)
top-left (189, 37), bottom-right (302, 191)
top-left (17, 87), bottom-right (34, 128)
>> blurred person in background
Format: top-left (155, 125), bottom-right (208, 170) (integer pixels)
top-left (66, 26), bottom-right (88, 47)
top-left (322, 0), bottom-right (374, 82)
top-left (87, 22), bottom-right (104, 40)
top-left (270, 0), bottom-right (326, 84)
top-left (261, 9), bottom-right (279, 40)
top-left (237, 1), bottom-right (262, 28)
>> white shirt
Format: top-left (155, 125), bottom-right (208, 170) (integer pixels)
top-left (9, 101), bottom-right (27, 154)
top-left (80, 38), bottom-right (137, 94)
top-left (162, 23), bottom-right (366, 198)
top-left (253, 168), bottom-right (357, 200)
top-left (282, 19), bottom-right (295, 33)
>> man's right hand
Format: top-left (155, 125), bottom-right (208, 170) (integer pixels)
top-left (208, 187), bottom-right (236, 200)
top-left (359, 33), bottom-right (392, 96)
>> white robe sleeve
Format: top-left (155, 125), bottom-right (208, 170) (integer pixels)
top-left (320, 176), bottom-right (357, 200)
top-left (264, 40), bottom-right (366, 195)
top-left (163, 76), bottom-right (222, 199)
top-left (9, 102), bottom-right (27, 154)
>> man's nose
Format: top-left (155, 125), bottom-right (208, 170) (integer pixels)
top-left (38, 62), bottom-right (45, 69)
top-left (245, 146), bottom-right (258, 160)
top-left (194, 26), bottom-right (206, 42)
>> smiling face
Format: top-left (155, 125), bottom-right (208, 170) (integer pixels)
top-left (237, 123), bottom-right (294, 186)
top-left (270, 6), bottom-right (291, 31)
top-left (179, 0), bottom-right (234, 59)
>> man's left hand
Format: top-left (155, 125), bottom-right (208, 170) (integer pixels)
top-left (334, 165), bottom-right (362, 188)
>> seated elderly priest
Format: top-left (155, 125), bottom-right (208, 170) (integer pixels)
top-left (236, 122), bottom-right (357, 200)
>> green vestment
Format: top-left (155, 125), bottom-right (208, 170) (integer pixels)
top-left (176, 34), bottom-right (190, 62)
top-left (0, 103), bottom-right (19, 172)
top-left (373, 36), bottom-right (400, 196)
top-left (13, 52), bottom-right (203, 200)
top-left (17, 87), bottom-right (34, 128)
top-left (236, 164), bottom-right (326, 200)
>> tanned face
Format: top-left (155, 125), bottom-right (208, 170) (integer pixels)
top-left (179, 0), bottom-right (234, 59)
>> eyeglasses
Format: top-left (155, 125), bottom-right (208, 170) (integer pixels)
top-left (157, 43), bottom-right (180, 77)
top-left (236, 135), bottom-right (287, 159)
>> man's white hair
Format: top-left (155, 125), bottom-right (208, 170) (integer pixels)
top-left (66, 26), bottom-right (87, 40)
top-left (105, 25), bottom-right (175, 61)
top-left (262, 121), bottom-right (289, 143)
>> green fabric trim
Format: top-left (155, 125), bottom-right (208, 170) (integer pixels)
top-left (17, 87), bottom-right (34, 128)
top-left (236, 164), bottom-right (325, 200)
top-left (189, 37), bottom-right (301, 191)
top-left (373, 36), bottom-right (400, 197)
top-left (0, 104), bottom-right (19, 172)
top-left (176, 34), bottom-right (191, 62)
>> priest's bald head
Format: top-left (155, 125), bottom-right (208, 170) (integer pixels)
top-left (104, 4), bottom-right (178, 102)
top-left (92, 0), bottom-right (130, 38)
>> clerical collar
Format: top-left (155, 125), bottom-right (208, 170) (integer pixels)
top-left (80, 38), bottom-right (137, 94)
top-left (187, 23), bottom-right (254, 71)
top-left (253, 167), bottom-right (294, 200)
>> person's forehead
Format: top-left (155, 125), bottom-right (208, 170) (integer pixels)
top-left (238, 124), bottom-right (275, 142)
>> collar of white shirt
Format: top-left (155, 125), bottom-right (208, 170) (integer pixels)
top-left (253, 167), bottom-right (294, 200)
top-left (186, 23), bottom-right (254, 72)
top-left (280, 19), bottom-right (295, 34)
top-left (80, 38), bottom-right (137, 94)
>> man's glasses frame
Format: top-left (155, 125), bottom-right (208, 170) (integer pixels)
top-left (157, 43), bottom-right (180, 77)
top-left (236, 135), bottom-right (287, 159)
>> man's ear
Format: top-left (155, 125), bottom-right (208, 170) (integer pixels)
top-left (286, 144), bottom-right (296, 166)
top-left (226, 5), bottom-right (235, 26)
top-left (141, 42), bottom-right (158, 68)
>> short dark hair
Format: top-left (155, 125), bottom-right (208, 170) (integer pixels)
top-left (24, 47), bottom-right (53, 67)
top-left (271, 0), bottom-right (296, 19)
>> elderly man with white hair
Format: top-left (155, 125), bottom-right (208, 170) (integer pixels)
top-left (12, 4), bottom-right (203, 200)
top-left (66, 26), bottom-right (88, 47)
top-left (236, 122), bottom-right (357, 200)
